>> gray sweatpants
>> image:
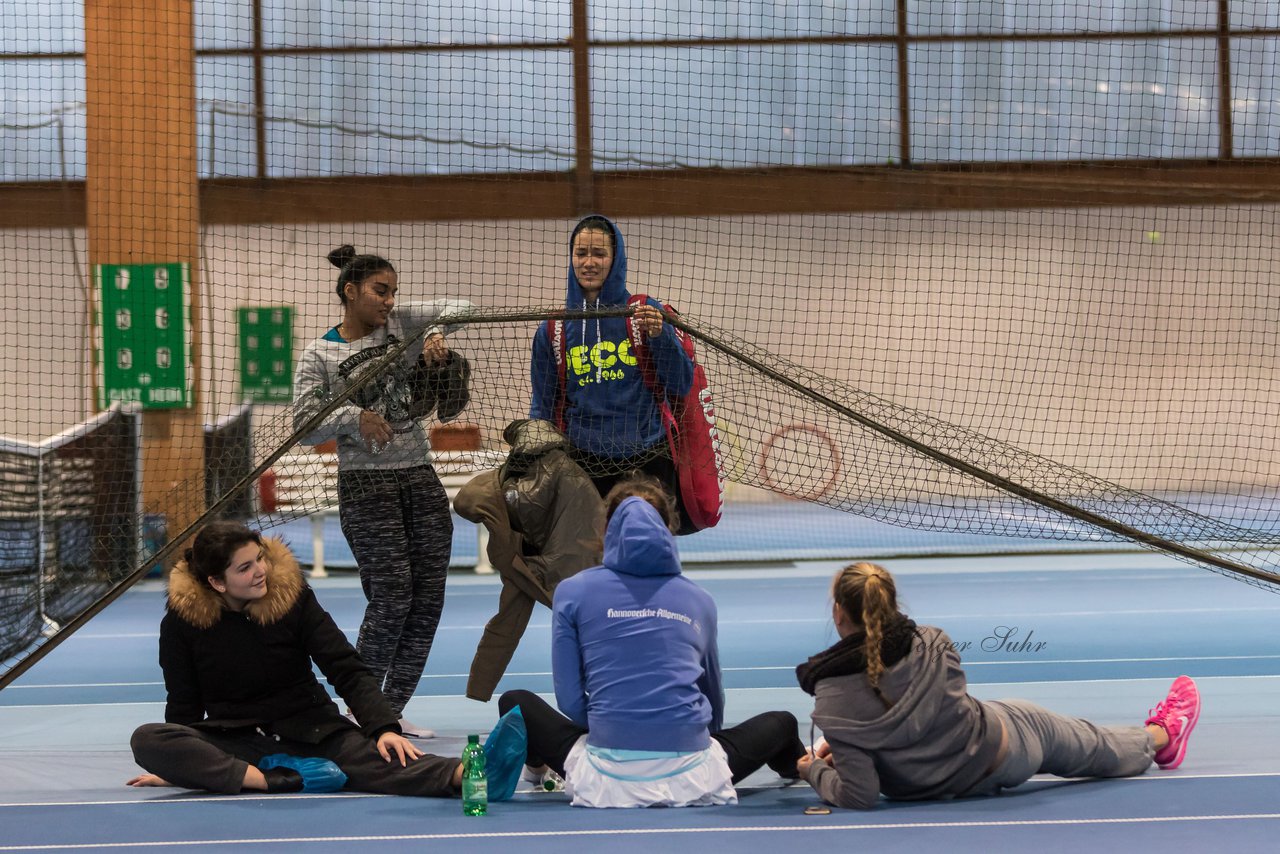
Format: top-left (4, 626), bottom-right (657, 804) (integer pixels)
top-left (970, 699), bottom-right (1155, 795)
top-left (339, 464), bottom-right (452, 715)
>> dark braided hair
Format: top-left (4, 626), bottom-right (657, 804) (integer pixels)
top-left (832, 562), bottom-right (902, 708)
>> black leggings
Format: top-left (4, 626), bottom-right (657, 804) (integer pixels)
top-left (570, 444), bottom-right (696, 535)
top-left (338, 464), bottom-right (452, 715)
top-left (498, 690), bottom-right (805, 784)
top-left (130, 722), bottom-right (459, 797)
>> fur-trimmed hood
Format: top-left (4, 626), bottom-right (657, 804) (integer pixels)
top-left (167, 537), bottom-right (305, 630)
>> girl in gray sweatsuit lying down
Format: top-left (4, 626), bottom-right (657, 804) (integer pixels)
top-left (796, 562), bottom-right (1201, 809)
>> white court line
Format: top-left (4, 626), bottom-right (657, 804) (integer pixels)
top-left (45, 620), bottom-right (830, 644)
top-left (2, 813), bottom-right (1279, 850)
top-left (0, 792), bottom-right (382, 808)
top-left (926, 606), bottom-right (1280, 619)
top-left (965, 673), bottom-right (1280, 688)
top-left (7, 673), bottom-right (1280, 710)
top-left (10, 656), bottom-right (1280, 691)
top-left (1092, 772), bottom-right (1280, 781)
top-left (0, 701), bottom-right (163, 710)
top-left (723, 673), bottom-right (1280, 691)
top-left (8, 682), bottom-right (164, 689)
top-left (964, 654), bottom-right (1280, 666)
top-left (75, 618), bottom-right (825, 639)
top-left (3, 772), bottom-right (1277, 810)
top-left (71, 603), bottom-right (1280, 641)
top-left (727, 654), bottom-right (1280, 670)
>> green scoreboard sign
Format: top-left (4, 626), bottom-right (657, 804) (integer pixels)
top-left (239, 306), bottom-right (294, 403)
top-left (95, 262), bottom-right (192, 409)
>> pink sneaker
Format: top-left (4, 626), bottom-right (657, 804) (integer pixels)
top-left (1145, 675), bottom-right (1200, 770)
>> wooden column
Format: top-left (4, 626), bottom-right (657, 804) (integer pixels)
top-left (85, 1), bottom-right (204, 539)
top-left (570, 0), bottom-right (597, 215)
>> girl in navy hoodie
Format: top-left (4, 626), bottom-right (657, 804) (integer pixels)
top-left (498, 475), bottom-right (805, 808)
top-left (529, 216), bottom-right (696, 530)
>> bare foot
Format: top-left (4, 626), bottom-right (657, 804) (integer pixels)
top-left (126, 773), bottom-right (172, 787)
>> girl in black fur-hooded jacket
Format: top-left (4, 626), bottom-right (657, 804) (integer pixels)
top-left (126, 521), bottom-right (463, 797)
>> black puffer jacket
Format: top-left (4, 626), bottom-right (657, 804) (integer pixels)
top-left (160, 539), bottom-right (399, 744)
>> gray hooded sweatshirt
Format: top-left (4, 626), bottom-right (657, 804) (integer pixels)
top-left (292, 299), bottom-right (473, 470)
top-left (804, 624), bottom-right (1003, 810)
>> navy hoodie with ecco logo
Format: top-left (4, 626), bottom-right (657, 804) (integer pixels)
top-left (529, 215), bottom-right (694, 458)
top-left (550, 496), bottom-right (724, 752)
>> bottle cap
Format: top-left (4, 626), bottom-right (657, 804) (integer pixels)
top-left (467, 734), bottom-right (480, 744)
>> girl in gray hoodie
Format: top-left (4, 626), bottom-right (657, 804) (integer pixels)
top-left (796, 562), bottom-right (1200, 809)
top-left (292, 246), bottom-right (472, 738)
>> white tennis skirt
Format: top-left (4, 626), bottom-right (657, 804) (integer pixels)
top-left (561, 735), bottom-right (737, 808)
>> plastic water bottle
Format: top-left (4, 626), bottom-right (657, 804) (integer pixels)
top-left (462, 734), bottom-right (488, 816)
top-left (540, 768), bottom-right (565, 792)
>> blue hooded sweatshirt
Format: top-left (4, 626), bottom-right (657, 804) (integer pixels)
top-left (529, 215), bottom-right (694, 458)
top-left (551, 496), bottom-right (724, 752)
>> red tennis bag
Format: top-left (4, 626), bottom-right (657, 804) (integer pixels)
top-left (626, 295), bottom-right (724, 532)
top-left (545, 296), bottom-right (725, 532)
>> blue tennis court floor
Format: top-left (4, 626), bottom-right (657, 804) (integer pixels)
top-left (1, 551), bottom-right (1277, 852)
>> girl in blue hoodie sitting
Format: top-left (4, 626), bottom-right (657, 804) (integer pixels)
top-left (529, 215), bottom-right (696, 531)
top-left (498, 475), bottom-right (806, 808)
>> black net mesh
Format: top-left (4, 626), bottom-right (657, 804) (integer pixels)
top-left (4, 2), bottom-right (1280, 685)
top-left (0, 408), bottom-right (139, 665)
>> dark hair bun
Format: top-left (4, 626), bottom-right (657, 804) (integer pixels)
top-left (327, 244), bottom-right (357, 270)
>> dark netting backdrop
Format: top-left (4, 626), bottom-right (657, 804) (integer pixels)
top-left (4, 1), bottom-right (1280, 683)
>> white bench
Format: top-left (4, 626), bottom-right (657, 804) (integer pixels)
top-left (268, 449), bottom-right (507, 576)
